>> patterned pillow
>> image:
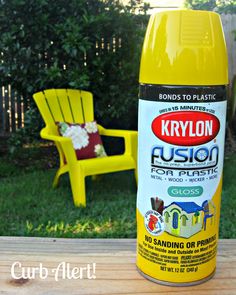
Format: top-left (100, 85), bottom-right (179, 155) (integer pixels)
top-left (57, 121), bottom-right (107, 160)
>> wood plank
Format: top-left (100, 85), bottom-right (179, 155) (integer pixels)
top-left (0, 87), bottom-right (4, 134)
top-left (3, 85), bottom-right (10, 132)
top-left (10, 86), bottom-right (16, 132)
top-left (0, 238), bottom-right (235, 295)
top-left (16, 90), bottom-right (22, 129)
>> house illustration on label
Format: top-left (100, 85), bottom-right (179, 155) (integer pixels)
top-left (163, 202), bottom-right (204, 238)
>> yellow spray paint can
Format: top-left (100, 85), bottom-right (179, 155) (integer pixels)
top-left (136, 10), bottom-right (228, 285)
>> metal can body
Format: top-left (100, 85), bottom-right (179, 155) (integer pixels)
top-left (136, 10), bottom-right (228, 285)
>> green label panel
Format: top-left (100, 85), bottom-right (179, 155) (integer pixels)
top-left (168, 186), bottom-right (203, 197)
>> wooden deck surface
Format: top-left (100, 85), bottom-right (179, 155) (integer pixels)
top-left (0, 237), bottom-right (235, 295)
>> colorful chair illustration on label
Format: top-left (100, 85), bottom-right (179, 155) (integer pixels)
top-left (202, 200), bottom-right (216, 231)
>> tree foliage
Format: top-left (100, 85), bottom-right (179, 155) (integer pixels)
top-left (185, 0), bottom-right (236, 13)
top-left (0, 0), bottom-right (148, 130)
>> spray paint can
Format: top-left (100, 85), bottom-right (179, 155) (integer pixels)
top-left (136, 10), bottom-right (228, 286)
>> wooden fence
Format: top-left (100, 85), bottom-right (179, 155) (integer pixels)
top-left (0, 13), bottom-right (236, 135)
top-left (0, 86), bottom-right (27, 134)
top-left (221, 14), bottom-right (236, 83)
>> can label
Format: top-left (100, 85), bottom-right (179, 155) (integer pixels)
top-left (137, 85), bottom-right (227, 283)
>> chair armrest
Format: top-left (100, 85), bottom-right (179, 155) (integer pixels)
top-left (41, 128), bottom-right (70, 142)
top-left (40, 128), bottom-right (77, 163)
top-left (98, 125), bottom-right (137, 157)
top-left (98, 124), bottom-right (137, 137)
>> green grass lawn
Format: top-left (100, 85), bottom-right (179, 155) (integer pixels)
top-left (0, 147), bottom-right (235, 238)
top-left (219, 154), bottom-right (236, 238)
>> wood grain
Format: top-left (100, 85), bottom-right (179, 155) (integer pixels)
top-left (0, 237), bottom-right (235, 295)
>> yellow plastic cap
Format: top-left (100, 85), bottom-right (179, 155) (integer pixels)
top-left (139, 10), bottom-right (228, 86)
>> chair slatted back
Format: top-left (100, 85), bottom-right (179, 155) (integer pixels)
top-left (33, 89), bottom-right (94, 134)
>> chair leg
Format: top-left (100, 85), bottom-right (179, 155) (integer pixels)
top-left (52, 165), bottom-right (68, 188)
top-left (131, 133), bottom-right (138, 185)
top-left (53, 169), bottom-right (61, 188)
top-left (69, 167), bottom-right (86, 207)
top-left (134, 168), bottom-right (138, 184)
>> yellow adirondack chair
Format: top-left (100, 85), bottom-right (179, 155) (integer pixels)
top-left (33, 89), bottom-right (137, 207)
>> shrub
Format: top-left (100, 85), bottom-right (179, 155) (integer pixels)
top-left (0, 0), bottom-right (149, 134)
top-left (7, 108), bottom-right (44, 154)
top-left (185, 0), bottom-right (236, 13)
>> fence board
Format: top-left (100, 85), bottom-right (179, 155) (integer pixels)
top-left (0, 88), bottom-right (4, 134)
top-left (221, 14), bottom-right (236, 82)
top-left (16, 91), bottom-right (23, 129)
top-left (3, 86), bottom-right (10, 133)
top-left (10, 87), bottom-right (16, 132)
